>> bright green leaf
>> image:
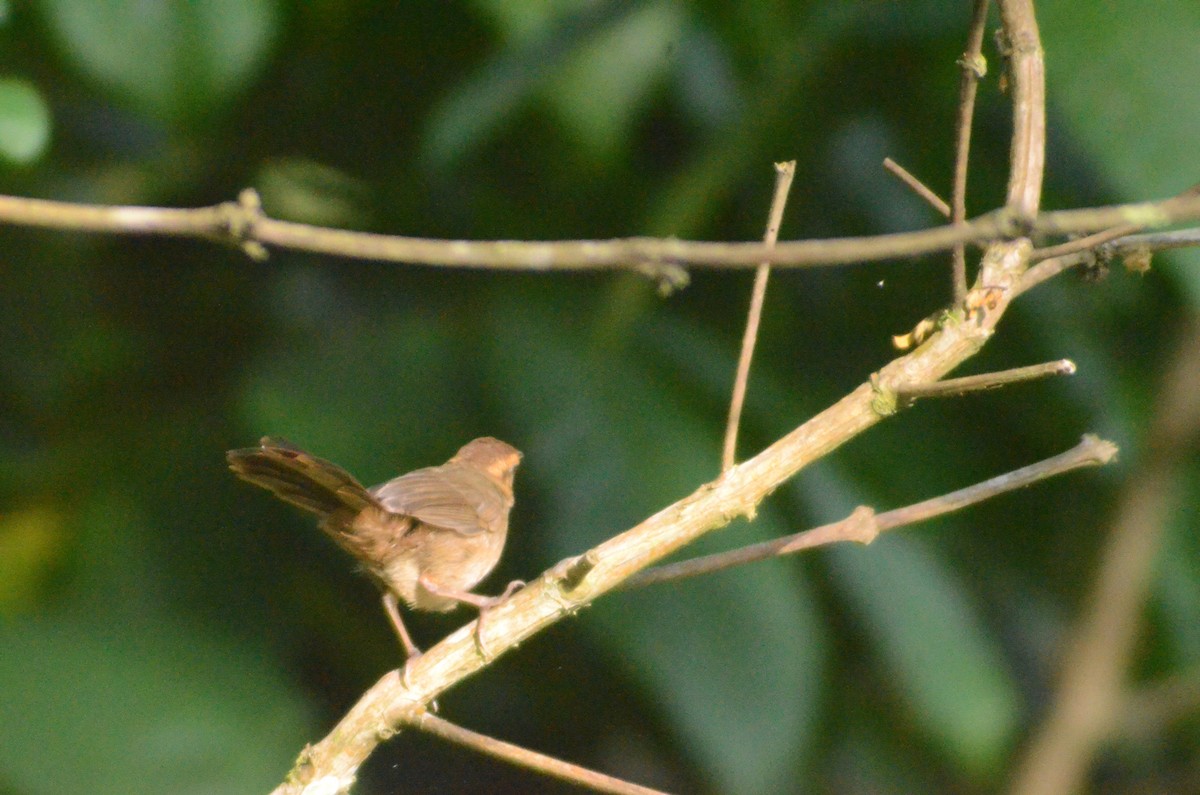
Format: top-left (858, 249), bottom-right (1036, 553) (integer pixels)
top-left (0, 77), bottom-right (50, 163)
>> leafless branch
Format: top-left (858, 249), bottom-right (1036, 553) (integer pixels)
top-left (1018, 220), bottom-right (1200, 297)
top-left (998, 0), bottom-right (1046, 219)
top-left (883, 157), bottom-right (951, 217)
top-left (893, 358), bottom-right (1074, 400)
top-left (1106, 226), bottom-right (1200, 255)
top-left (625, 434), bottom-right (1114, 589)
top-left (414, 712), bottom-right (669, 795)
top-left (951, 0), bottom-right (992, 301)
top-left (1030, 224), bottom-right (1140, 261)
top-left (5, 190), bottom-right (1200, 274)
top-left (266, 3), bottom-right (1059, 789)
top-left (1029, 185), bottom-right (1200, 263)
top-left (722, 161), bottom-right (796, 471)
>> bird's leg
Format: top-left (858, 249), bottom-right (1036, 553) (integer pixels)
top-left (382, 592), bottom-right (422, 661)
top-left (418, 576), bottom-right (526, 660)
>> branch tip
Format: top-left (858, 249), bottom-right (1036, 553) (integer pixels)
top-left (895, 358), bottom-right (1076, 401)
top-left (1078, 433), bottom-right (1118, 466)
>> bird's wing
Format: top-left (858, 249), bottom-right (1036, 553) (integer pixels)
top-left (370, 463), bottom-right (500, 536)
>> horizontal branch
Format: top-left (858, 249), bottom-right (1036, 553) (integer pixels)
top-left (894, 358), bottom-right (1074, 401)
top-left (4, 189), bottom-right (1200, 272)
top-left (1017, 224), bottom-right (1200, 296)
top-left (1103, 227), bottom-right (1200, 255)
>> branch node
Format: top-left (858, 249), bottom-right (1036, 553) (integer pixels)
top-left (957, 52), bottom-right (988, 79)
top-left (634, 261), bottom-right (690, 295)
top-left (869, 374), bottom-right (901, 416)
top-left (222, 187), bottom-right (269, 261)
top-left (848, 505), bottom-right (880, 545)
top-left (554, 552), bottom-right (598, 595)
top-left (995, 206), bottom-right (1035, 238)
top-left (1123, 244), bottom-right (1153, 275)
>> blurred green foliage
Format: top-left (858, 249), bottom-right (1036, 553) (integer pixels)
top-left (1, 1), bottom-right (1198, 793)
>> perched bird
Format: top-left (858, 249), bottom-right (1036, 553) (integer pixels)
top-left (226, 436), bottom-right (522, 659)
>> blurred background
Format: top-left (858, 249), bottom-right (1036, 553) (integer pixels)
top-left (1, 1), bottom-right (1198, 793)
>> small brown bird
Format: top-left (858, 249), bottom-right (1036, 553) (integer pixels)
top-left (226, 436), bottom-right (522, 659)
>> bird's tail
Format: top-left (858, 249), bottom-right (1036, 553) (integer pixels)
top-left (227, 437), bottom-right (378, 522)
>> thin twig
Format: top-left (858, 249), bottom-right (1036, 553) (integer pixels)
top-left (415, 712), bottom-right (669, 795)
top-left (4, 190), bottom-right (1200, 272)
top-left (1024, 186), bottom-right (1200, 290)
top-left (1019, 225), bottom-right (1200, 297)
top-left (883, 158), bottom-right (951, 217)
top-left (1105, 226), bottom-right (1200, 254)
top-left (626, 435), bottom-right (1116, 589)
top-left (1016, 251), bottom-right (1090, 295)
top-left (951, 0), bottom-right (992, 302)
top-left (893, 358), bottom-right (1074, 400)
top-left (722, 161), bottom-right (796, 471)
top-left (1030, 224), bottom-right (1140, 261)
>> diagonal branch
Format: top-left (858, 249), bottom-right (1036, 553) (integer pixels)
top-left (884, 157), bottom-right (952, 217)
top-left (269, 4), bottom-right (1057, 790)
top-left (267, 237), bottom-right (1037, 795)
top-left (893, 358), bottom-right (1074, 400)
top-left (415, 712), bottom-right (669, 795)
top-left (626, 434), bottom-right (1115, 589)
top-left (722, 161), bottom-right (796, 471)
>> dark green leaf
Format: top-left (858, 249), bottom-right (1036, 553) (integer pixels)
top-left (829, 534), bottom-right (1020, 777)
